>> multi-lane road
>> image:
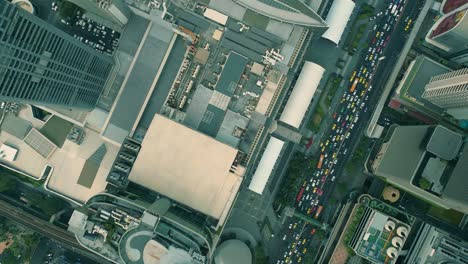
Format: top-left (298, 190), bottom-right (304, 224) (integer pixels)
top-left (273, 0), bottom-right (424, 263)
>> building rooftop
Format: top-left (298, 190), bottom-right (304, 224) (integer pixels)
top-left (397, 56), bottom-right (450, 116)
top-left (349, 206), bottom-right (411, 264)
top-left (128, 114), bottom-right (244, 220)
top-left (442, 0), bottom-right (468, 14)
top-left (425, 125), bottom-right (463, 160)
top-left (443, 143), bottom-right (468, 210)
top-left (430, 9), bottom-right (465, 38)
top-left (373, 126), bottom-right (429, 181)
top-left (213, 239), bottom-right (252, 264)
top-left (372, 125), bottom-right (468, 213)
top-left (405, 223), bottom-right (468, 264)
top-left (233, 0), bottom-right (327, 27)
top-left (102, 15), bottom-right (176, 144)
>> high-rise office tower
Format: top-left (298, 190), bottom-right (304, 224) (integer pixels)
top-left (425, 2), bottom-right (468, 65)
top-left (0, 0), bottom-right (114, 109)
top-left (422, 68), bottom-right (468, 119)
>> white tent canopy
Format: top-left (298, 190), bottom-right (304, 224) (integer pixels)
top-left (322, 0), bottom-right (356, 45)
top-left (248, 136), bottom-right (285, 195)
top-left (279, 61), bottom-right (325, 128)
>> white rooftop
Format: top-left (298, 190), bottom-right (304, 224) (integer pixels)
top-left (129, 114), bottom-right (244, 220)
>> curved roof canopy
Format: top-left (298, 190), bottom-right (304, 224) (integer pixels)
top-left (322, 0), bottom-right (355, 45)
top-left (279, 61), bottom-right (325, 128)
top-left (214, 239), bottom-right (252, 264)
top-left (234, 0), bottom-right (327, 27)
top-left (248, 136), bottom-right (285, 195)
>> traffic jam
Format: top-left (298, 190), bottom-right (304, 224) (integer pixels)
top-left (276, 0), bottom-right (410, 263)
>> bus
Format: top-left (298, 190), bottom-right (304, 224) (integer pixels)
top-left (317, 154), bottom-right (325, 169)
top-left (296, 187), bottom-right (305, 202)
top-left (314, 205), bottom-right (323, 219)
top-left (350, 78), bottom-right (359, 93)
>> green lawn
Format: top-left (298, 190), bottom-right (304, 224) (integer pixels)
top-left (428, 206), bottom-right (463, 226)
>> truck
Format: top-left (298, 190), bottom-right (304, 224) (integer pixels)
top-left (350, 78), bottom-right (359, 93)
top-left (296, 187), bottom-right (305, 202)
top-left (317, 154), bottom-right (325, 169)
top-left (314, 205), bottom-right (323, 219)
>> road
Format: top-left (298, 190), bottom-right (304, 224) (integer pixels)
top-left (0, 199), bottom-right (112, 264)
top-left (271, 0), bottom-right (424, 263)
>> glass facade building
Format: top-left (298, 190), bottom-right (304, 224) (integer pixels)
top-left (0, 0), bottom-right (114, 109)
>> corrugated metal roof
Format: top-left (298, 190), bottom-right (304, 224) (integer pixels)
top-left (248, 136), bottom-right (285, 194)
top-left (184, 85), bottom-right (213, 129)
top-left (322, 0), bottom-right (355, 45)
top-left (279, 61), bottom-right (325, 128)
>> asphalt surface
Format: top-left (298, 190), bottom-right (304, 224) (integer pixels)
top-left (271, 0), bottom-right (425, 263)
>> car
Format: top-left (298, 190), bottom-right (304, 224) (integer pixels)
top-left (283, 235), bottom-right (287, 240)
top-left (316, 189), bottom-right (323, 196)
top-left (345, 131), bottom-right (351, 138)
top-left (332, 152), bottom-right (337, 159)
top-left (349, 70), bottom-right (357, 82)
top-left (311, 228), bottom-right (316, 235)
top-left (332, 124), bottom-right (337, 130)
top-left (373, 24), bottom-right (377, 30)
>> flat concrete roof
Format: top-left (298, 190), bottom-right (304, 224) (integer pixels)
top-left (443, 143), bottom-right (468, 212)
top-left (426, 125), bottom-right (463, 160)
top-left (129, 114), bottom-right (244, 219)
top-left (375, 126), bottom-right (429, 180)
top-left (103, 15), bottom-right (176, 144)
top-left (234, 0), bottom-right (327, 27)
top-left (399, 56), bottom-right (450, 115)
top-left (0, 109), bottom-right (119, 203)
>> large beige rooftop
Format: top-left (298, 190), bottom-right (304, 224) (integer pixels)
top-left (129, 114), bottom-right (244, 219)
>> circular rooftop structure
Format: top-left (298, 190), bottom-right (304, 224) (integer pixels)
top-left (382, 186), bottom-right (400, 203)
top-left (12, 0), bottom-right (34, 14)
top-left (119, 228), bottom-right (194, 264)
top-left (214, 239), bottom-right (252, 264)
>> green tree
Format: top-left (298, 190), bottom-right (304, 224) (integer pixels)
top-left (254, 244), bottom-right (268, 264)
top-left (1, 248), bottom-right (18, 264)
top-left (0, 176), bottom-right (15, 192)
top-left (24, 192), bottom-right (64, 216)
top-left (58, 1), bottom-right (83, 19)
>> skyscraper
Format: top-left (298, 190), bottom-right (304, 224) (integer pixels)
top-left (425, 2), bottom-right (468, 65)
top-left (422, 68), bottom-right (468, 119)
top-left (0, 0), bottom-right (114, 109)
